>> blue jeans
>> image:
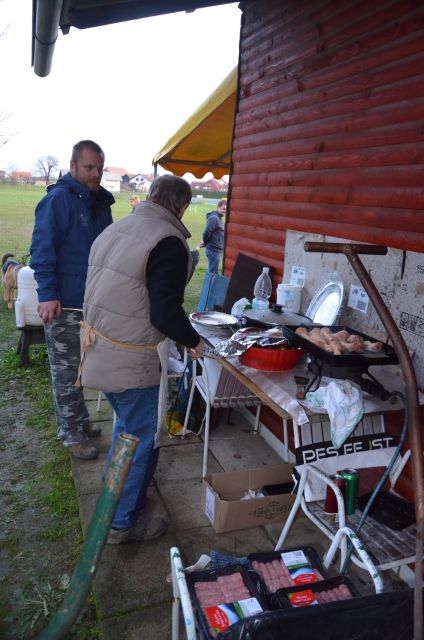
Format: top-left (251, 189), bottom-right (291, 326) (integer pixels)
top-left (104, 386), bottom-right (160, 530)
top-left (205, 247), bottom-right (222, 274)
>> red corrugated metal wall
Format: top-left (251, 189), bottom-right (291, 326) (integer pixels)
top-left (225, 0), bottom-right (424, 287)
top-left (225, 0), bottom-right (424, 502)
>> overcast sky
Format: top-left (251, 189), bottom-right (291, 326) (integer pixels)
top-left (0, 0), bottom-right (241, 175)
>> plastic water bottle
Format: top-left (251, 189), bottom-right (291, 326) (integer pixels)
top-left (252, 267), bottom-right (272, 310)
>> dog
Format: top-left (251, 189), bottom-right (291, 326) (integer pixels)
top-left (2, 253), bottom-right (24, 309)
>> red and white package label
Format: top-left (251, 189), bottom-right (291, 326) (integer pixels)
top-left (288, 589), bottom-right (318, 607)
top-left (205, 598), bottom-right (263, 633)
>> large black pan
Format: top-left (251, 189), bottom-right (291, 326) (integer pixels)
top-left (282, 325), bottom-right (398, 368)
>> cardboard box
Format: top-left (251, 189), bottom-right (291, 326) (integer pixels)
top-left (201, 463), bottom-right (297, 533)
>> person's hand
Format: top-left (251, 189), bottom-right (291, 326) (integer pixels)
top-left (38, 300), bottom-right (62, 324)
top-left (188, 339), bottom-right (205, 360)
top-left (197, 241), bottom-right (205, 249)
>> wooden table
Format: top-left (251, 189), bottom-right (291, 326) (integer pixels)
top-left (201, 328), bottom-right (407, 425)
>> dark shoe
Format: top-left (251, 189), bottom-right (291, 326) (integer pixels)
top-left (107, 514), bottom-right (168, 545)
top-left (83, 423), bottom-right (102, 438)
top-left (69, 442), bottom-right (99, 460)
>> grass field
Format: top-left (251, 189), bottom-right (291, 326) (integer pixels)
top-left (0, 183), bottom-right (214, 312)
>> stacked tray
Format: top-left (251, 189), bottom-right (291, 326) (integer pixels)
top-left (247, 547), bottom-right (329, 602)
top-left (272, 575), bottom-right (360, 610)
top-left (186, 565), bottom-right (267, 639)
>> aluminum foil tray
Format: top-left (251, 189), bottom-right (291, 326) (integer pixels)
top-left (282, 325), bottom-right (398, 368)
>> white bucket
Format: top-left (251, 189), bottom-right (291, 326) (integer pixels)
top-left (15, 266), bottom-right (43, 327)
top-left (276, 283), bottom-right (302, 313)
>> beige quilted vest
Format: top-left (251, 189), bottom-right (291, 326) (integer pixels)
top-left (80, 201), bottom-right (192, 393)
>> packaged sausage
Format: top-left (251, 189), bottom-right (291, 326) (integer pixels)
top-left (186, 565), bottom-right (267, 639)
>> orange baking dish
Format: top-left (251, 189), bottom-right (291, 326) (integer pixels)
top-left (239, 346), bottom-right (304, 371)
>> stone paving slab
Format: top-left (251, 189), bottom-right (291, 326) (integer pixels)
top-left (72, 453), bottom-right (108, 495)
top-left (99, 602), bottom-right (174, 640)
top-left (94, 531), bottom-right (175, 615)
top-left (158, 477), bottom-right (208, 530)
top-left (155, 441), bottom-right (222, 482)
top-left (209, 430), bottom-right (283, 471)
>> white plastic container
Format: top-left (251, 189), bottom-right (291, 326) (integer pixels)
top-left (276, 283), bottom-right (302, 313)
top-left (15, 266), bottom-right (43, 327)
top-left (14, 299), bottom-right (26, 327)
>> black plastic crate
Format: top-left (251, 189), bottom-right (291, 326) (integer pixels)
top-left (186, 564), bottom-right (268, 640)
top-left (247, 546), bottom-right (329, 597)
top-left (272, 575), bottom-right (361, 610)
top-left (218, 589), bottom-right (413, 640)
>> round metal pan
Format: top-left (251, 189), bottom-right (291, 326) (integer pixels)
top-left (189, 310), bottom-right (238, 327)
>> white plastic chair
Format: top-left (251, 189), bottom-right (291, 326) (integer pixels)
top-left (182, 356), bottom-right (261, 477)
top-left (170, 547), bottom-right (197, 640)
top-left (275, 419), bottom-right (414, 576)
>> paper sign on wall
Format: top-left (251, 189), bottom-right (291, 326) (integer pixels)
top-left (290, 266), bottom-right (306, 287)
top-left (348, 285), bottom-right (369, 314)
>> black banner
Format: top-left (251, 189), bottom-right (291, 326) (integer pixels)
top-left (295, 433), bottom-right (398, 465)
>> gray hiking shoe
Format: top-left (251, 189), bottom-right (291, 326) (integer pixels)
top-left (69, 442), bottom-right (99, 460)
top-left (107, 515), bottom-right (168, 545)
top-left (83, 423), bottom-right (102, 438)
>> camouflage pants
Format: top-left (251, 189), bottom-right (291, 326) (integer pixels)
top-left (44, 309), bottom-right (90, 446)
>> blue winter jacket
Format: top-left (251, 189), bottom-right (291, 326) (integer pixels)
top-left (30, 173), bottom-right (114, 308)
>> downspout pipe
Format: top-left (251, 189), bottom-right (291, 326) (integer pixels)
top-left (36, 433), bottom-right (139, 640)
top-left (304, 242), bottom-right (423, 640)
top-left (32, 0), bottom-right (63, 77)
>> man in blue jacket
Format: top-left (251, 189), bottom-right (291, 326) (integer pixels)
top-left (199, 199), bottom-right (226, 273)
top-left (30, 140), bottom-right (114, 459)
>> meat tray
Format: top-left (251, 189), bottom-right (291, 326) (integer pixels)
top-left (282, 325), bottom-right (398, 368)
top-left (186, 565), bottom-right (268, 640)
top-left (272, 575), bottom-right (361, 610)
top-left (247, 547), bottom-right (329, 597)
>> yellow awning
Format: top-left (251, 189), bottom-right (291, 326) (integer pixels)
top-left (152, 66), bottom-right (238, 179)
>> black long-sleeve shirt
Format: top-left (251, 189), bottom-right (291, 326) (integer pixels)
top-left (146, 236), bottom-right (200, 349)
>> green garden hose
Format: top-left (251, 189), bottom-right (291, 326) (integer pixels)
top-left (37, 432), bottom-right (138, 640)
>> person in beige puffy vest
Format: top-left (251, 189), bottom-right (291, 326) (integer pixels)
top-left (81, 175), bottom-right (205, 544)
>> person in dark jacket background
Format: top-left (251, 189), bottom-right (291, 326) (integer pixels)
top-left (198, 199), bottom-right (226, 273)
top-left (30, 140), bottom-right (114, 460)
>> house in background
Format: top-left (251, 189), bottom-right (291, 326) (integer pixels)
top-left (128, 174), bottom-right (153, 193)
top-left (101, 171), bottom-right (121, 193)
top-left (104, 166), bottom-right (127, 178)
top-left (11, 171), bottom-right (32, 184)
top-left (191, 178), bottom-right (227, 192)
top-left (34, 177), bottom-right (50, 186)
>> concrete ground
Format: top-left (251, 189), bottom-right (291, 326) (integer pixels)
top-left (73, 389), bottom-right (402, 640)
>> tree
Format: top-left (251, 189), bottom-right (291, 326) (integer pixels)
top-left (6, 162), bottom-right (17, 178)
top-left (35, 155), bottom-right (59, 185)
